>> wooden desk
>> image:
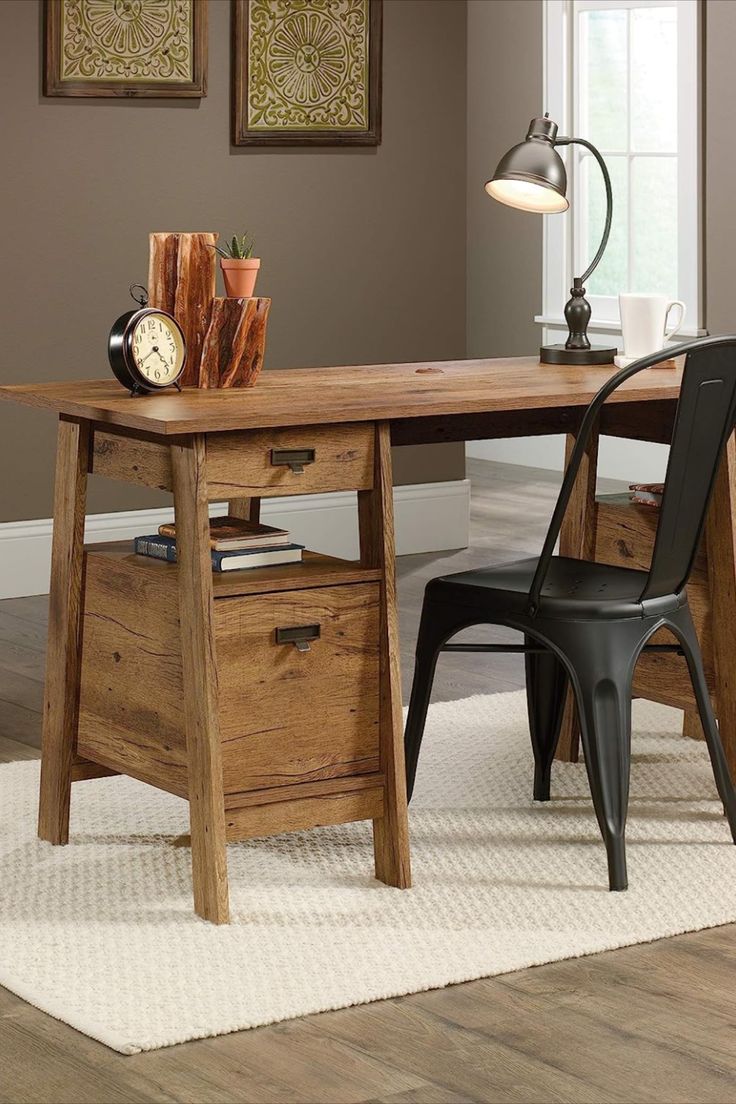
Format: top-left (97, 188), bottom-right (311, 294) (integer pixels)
top-left (2, 356), bottom-right (707, 923)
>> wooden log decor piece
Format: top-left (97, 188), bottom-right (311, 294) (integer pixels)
top-left (198, 297), bottom-right (271, 389)
top-left (148, 232), bottom-right (218, 387)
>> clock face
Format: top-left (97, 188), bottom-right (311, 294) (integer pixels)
top-left (130, 311), bottom-right (185, 388)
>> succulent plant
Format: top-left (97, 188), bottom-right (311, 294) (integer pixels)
top-left (210, 234), bottom-right (255, 260)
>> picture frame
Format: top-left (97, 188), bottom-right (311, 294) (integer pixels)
top-left (232, 0), bottom-right (382, 147)
top-left (44, 0), bottom-right (208, 99)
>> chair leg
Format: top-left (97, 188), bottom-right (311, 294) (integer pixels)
top-left (672, 613), bottom-right (736, 841)
top-left (404, 612), bottom-right (444, 803)
top-left (525, 637), bottom-right (568, 801)
top-left (404, 599), bottom-right (475, 802)
top-left (558, 623), bottom-right (642, 891)
top-left (573, 666), bottom-right (632, 891)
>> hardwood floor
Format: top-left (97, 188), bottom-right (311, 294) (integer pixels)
top-left (0, 458), bottom-right (735, 1104)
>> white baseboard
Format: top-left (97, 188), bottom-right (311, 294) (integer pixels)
top-left (466, 436), bottom-right (669, 484)
top-left (0, 479), bottom-right (470, 600)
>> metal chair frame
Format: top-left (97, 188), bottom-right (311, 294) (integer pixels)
top-left (404, 336), bottom-right (736, 890)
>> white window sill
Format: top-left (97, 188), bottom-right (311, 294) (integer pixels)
top-left (534, 314), bottom-right (706, 339)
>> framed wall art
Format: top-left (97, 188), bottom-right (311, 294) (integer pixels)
top-left (44, 0), bottom-right (208, 98)
top-left (232, 0), bottom-right (382, 146)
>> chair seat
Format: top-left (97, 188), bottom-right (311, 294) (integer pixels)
top-left (428, 555), bottom-right (651, 619)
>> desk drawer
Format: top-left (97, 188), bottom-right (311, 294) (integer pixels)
top-left (206, 423), bottom-right (374, 499)
top-left (215, 582), bottom-right (380, 794)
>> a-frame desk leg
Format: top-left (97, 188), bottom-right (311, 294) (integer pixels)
top-left (172, 436), bottom-right (230, 924)
top-left (38, 416), bottom-right (91, 844)
top-left (358, 423), bottom-right (411, 889)
top-left (228, 496), bottom-right (261, 524)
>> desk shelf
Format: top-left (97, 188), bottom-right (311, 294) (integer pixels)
top-left (84, 543), bottom-right (382, 598)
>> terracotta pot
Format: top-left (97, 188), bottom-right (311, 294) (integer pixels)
top-left (221, 257), bottom-right (261, 298)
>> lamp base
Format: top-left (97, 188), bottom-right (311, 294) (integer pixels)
top-left (540, 343), bottom-right (617, 366)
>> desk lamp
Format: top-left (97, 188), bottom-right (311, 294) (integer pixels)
top-left (486, 114), bottom-right (616, 365)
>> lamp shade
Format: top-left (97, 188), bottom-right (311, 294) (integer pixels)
top-left (485, 117), bottom-right (569, 214)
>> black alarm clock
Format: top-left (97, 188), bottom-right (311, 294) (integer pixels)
top-left (108, 285), bottom-right (186, 395)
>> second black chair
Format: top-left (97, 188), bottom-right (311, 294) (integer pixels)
top-left (404, 336), bottom-right (736, 891)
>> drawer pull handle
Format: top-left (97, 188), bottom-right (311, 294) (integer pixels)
top-left (270, 447), bottom-right (316, 475)
top-left (275, 624), bottom-right (321, 653)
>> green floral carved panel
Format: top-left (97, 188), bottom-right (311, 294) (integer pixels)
top-left (247, 0), bottom-right (371, 132)
top-left (60, 0), bottom-right (194, 83)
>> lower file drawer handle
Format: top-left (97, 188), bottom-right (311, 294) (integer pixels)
top-left (275, 624), bottom-right (321, 653)
top-left (270, 447), bottom-right (316, 474)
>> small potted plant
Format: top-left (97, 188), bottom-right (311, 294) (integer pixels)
top-left (212, 233), bottom-right (260, 298)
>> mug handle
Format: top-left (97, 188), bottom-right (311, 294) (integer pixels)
top-left (665, 300), bottom-right (686, 341)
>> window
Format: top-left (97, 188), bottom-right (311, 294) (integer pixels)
top-left (541, 0), bottom-right (700, 334)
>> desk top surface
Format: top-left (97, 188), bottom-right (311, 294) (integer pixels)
top-left (0, 357), bottom-right (683, 435)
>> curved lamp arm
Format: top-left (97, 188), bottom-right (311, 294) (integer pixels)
top-left (526, 335), bottom-right (736, 616)
top-left (554, 136), bottom-right (613, 287)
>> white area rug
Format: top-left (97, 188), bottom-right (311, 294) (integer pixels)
top-left (2, 691), bottom-right (736, 1054)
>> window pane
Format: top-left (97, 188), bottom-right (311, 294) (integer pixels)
top-left (631, 156), bottom-right (677, 296)
top-left (631, 7), bottom-right (678, 152)
top-left (579, 8), bottom-right (627, 151)
top-left (581, 154), bottom-right (628, 297)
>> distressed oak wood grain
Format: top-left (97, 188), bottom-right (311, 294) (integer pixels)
top-left (88, 544), bottom-right (382, 598)
top-left (90, 426), bottom-right (173, 491)
top-left (224, 787), bottom-right (384, 843)
top-left (90, 421), bottom-right (374, 499)
top-left (38, 417), bottom-right (90, 845)
top-left (77, 552), bottom-right (187, 797)
top-left (0, 358), bottom-right (685, 436)
top-left (171, 436), bottom-right (229, 924)
top-left (216, 584), bottom-right (381, 793)
top-left (227, 496), bottom-right (261, 523)
top-left (206, 422), bottom-right (374, 499)
top-left (358, 423), bottom-right (411, 889)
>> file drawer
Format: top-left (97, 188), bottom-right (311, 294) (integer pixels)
top-left (206, 422), bottom-right (374, 498)
top-left (215, 582), bottom-right (381, 794)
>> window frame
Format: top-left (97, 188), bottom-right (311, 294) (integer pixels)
top-left (538, 0), bottom-right (702, 338)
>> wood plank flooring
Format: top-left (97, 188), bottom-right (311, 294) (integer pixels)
top-left (0, 459), bottom-right (734, 1104)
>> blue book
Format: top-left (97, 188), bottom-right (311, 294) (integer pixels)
top-left (134, 535), bottom-right (304, 571)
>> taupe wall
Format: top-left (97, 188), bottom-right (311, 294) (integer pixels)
top-left (466, 0), bottom-right (543, 359)
top-left (0, 0), bottom-right (466, 522)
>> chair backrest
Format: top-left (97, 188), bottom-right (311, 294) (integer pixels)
top-left (527, 335), bottom-right (736, 615)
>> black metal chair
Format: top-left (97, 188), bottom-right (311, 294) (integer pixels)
top-left (404, 336), bottom-right (736, 891)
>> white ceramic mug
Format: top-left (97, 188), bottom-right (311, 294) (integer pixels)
top-left (618, 293), bottom-right (686, 358)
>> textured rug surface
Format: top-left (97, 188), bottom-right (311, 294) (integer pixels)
top-left (1, 691), bottom-right (736, 1054)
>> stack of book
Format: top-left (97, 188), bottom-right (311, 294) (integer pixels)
top-left (134, 516), bottom-right (304, 572)
top-left (629, 482), bottom-right (664, 509)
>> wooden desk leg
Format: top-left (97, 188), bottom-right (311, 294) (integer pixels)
top-left (38, 416), bottom-right (91, 844)
top-left (358, 423), bottom-right (411, 889)
top-left (705, 434), bottom-right (736, 781)
top-left (555, 424), bottom-right (600, 763)
top-left (172, 436), bottom-right (230, 924)
top-left (227, 497), bottom-right (261, 523)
